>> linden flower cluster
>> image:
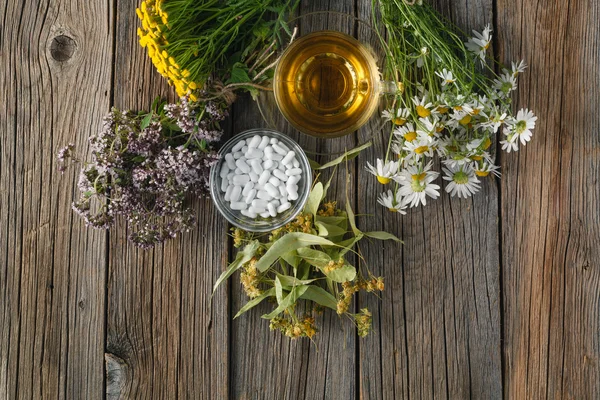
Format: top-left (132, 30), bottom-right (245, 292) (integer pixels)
top-left (368, 24), bottom-right (537, 213)
top-left (136, 0), bottom-right (198, 99)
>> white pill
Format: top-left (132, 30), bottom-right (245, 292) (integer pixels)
top-left (256, 190), bottom-right (273, 201)
top-left (249, 171), bottom-right (259, 182)
top-left (232, 140), bottom-right (245, 153)
top-left (225, 153), bottom-right (236, 170)
top-left (272, 143), bottom-right (287, 156)
top-left (258, 170), bottom-right (271, 185)
top-left (220, 177), bottom-right (229, 192)
top-left (252, 199), bottom-right (269, 208)
top-left (263, 159), bottom-right (274, 170)
top-left (267, 202), bottom-right (277, 217)
top-left (278, 142), bottom-right (290, 152)
top-left (273, 169), bottom-right (288, 182)
top-left (227, 172), bottom-right (235, 181)
top-left (234, 168), bottom-right (242, 175)
top-left (241, 146), bottom-right (248, 153)
top-left (258, 136), bottom-right (270, 150)
top-left (244, 189), bottom-right (257, 204)
top-left (268, 153), bottom-right (283, 161)
top-left (249, 206), bottom-right (267, 214)
top-left (240, 209), bottom-right (249, 217)
top-left (264, 145), bottom-right (273, 155)
top-left (278, 185), bottom-right (287, 198)
top-left (277, 163), bottom-right (286, 172)
top-left (235, 159), bottom-right (251, 173)
top-left (246, 210), bottom-right (258, 218)
top-left (230, 202), bottom-right (247, 210)
top-left (260, 212), bottom-right (271, 218)
top-left (230, 185), bottom-right (242, 202)
top-left (282, 151), bottom-right (296, 166)
top-left (269, 137), bottom-right (278, 144)
top-left (232, 175), bottom-right (250, 186)
top-left (268, 176), bottom-right (281, 187)
top-left (246, 148), bottom-right (264, 159)
top-left (264, 183), bottom-right (279, 197)
top-left (277, 202), bottom-right (292, 213)
top-left (287, 175), bottom-right (300, 185)
top-left (286, 168), bottom-right (303, 176)
top-left (271, 199), bottom-right (281, 208)
top-left (234, 151), bottom-right (245, 159)
top-left (225, 185), bottom-right (234, 201)
top-left (248, 135), bottom-right (261, 148)
top-left (287, 187), bottom-right (299, 201)
top-left (249, 160), bottom-right (263, 175)
top-left (292, 158), bottom-right (300, 168)
top-left (242, 181), bottom-right (254, 196)
top-left (220, 164), bottom-right (230, 179)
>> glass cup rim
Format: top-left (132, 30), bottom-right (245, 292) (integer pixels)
top-left (209, 128), bottom-right (312, 232)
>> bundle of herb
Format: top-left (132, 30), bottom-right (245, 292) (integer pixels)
top-left (215, 149), bottom-right (402, 339)
top-left (367, 0), bottom-right (536, 212)
top-left (136, 0), bottom-right (299, 99)
top-left (58, 96), bottom-right (229, 248)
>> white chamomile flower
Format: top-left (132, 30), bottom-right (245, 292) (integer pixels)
top-left (442, 153), bottom-right (472, 169)
top-left (435, 68), bottom-right (456, 86)
top-left (366, 159), bottom-right (399, 184)
top-left (443, 164), bottom-right (481, 198)
top-left (473, 161), bottom-right (501, 178)
top-left (383, 108), bottom-right (410, 126)
top-left (511, 60), bottom-right (527, 77)
top-left (393, 123), bottom-right (418, 142)
top-left (508, 108), bottom-right (537, 145)
top-left (418, 117), bottom-right (441, 137)
top-left (493, 72), bottom-right (517, 98)
top-left (480, 112), bottom-right (508, 133)
top-left (412, 96), bottom-right (434, 118)
top-left (377, 190), bottom-right (407, 214)
top-left (394, 162), bottom-right (441, 207)
top-left (500, 138), bottom-right (519, 153)
top-left (466, 24), bottom-right (492, 63)
top-left (403, 136), bottom-right (435, 160)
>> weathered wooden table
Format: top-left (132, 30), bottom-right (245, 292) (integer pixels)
top-left (2, 0), bottom-right (599, 398)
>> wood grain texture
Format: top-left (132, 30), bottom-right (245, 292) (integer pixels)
top-left (0, 0), bottom-right (112, 398)
top-left (497, 0), bottom-right (600, 398)
top-left (357, 1), bottom-right (502, 399)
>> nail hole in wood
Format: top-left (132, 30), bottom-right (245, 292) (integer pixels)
top-left (50, 35), bottom-right (76, 62)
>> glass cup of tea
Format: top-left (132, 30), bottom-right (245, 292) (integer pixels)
top-left (259, 12), bottom-right (400, 139)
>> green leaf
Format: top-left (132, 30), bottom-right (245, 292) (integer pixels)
top-left (315, 216), bottom-right (347, 226)
top-left (364, 231), bottom-right (403, 243)
top-left (337, 234), bottom-right (363, 257)
top-left (255, 233), bottom-right (335, 272)
top-left (315, 221), bottom-right (346, 238)
top-left (212, 240), bottom-right (259, 294)
top-left (276, 273), bottom-right (319, 288)
top-left (226, 64), bottom-right (251, 84)
top-left (314, 142), bottom-right (372, 170)
top-left (308, 158), bottom-right (321, 170)
top-left (314, 221), bottom-right (328, 237)
top-left (297, 248), bottom-right (331, 268)
top-left (346, 200), bottom-right (361, 236)
top-left (281, 250), bottom-right (300, 268)
top-left (326, 264), bottom-right (357, 283)
top-left (151, 96), bottom-right (162, 113)
top-left (305, 182), bottom-right (324, 216)
top-left (140, 113), bottom-right (153, 130)
top-left (234, 288), bottom-right (275, 319)
top-left (275, 276), bottom-right (284, 304)
top-left (262, 285), bottom-right (309, 319)
top-left (300, 285), bottom-right (337, 310)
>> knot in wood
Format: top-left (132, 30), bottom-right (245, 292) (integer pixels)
top-left (50, 35), bottom-right (76, 62)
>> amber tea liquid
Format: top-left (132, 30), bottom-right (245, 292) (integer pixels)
top-left (274, 31), bottom-right (380, 138)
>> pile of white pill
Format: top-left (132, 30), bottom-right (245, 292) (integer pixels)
top-left (218, 134), bottom-right (303, 219)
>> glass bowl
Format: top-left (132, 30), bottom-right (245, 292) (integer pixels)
top-left (209, 128), bottom-right (312, 232)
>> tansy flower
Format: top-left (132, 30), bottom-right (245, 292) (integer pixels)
top-left (435, 68), bottom-right (456, 86)
top-left (412, 96), bottom-right (434, 118)
top-left (466, 24), bottom-right (492, 63)
top-left (365, 159), bottom-right (399, 184)
top-left (377, 190), bottom-right (407, 214)
top-left (394, 161), bottom-right (441, 207)
top-left (443, 164), bottom-right (481, 198)
top-left (507, 108), bottom-right (537, 145)
top-left (393, 123), bottom-right (418, 142)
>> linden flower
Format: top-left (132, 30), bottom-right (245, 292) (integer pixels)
top-left (383, 107), bottom-right (410, 125)
top-left (366, 159), bottom-right (399, 184)
top-left (435, 69), bottom-right (456, 86)
top-left (466, 24), bottom-right (492, 63)
top-left (412, 96), bottom-right (434, 118)
top-left (394, 123), bottom-right (418, 142)
top-left (507, 108), bottom-right (537, 145)
top-left (403, 136), bottom-right (435, 160)
top-left (394, 162), bottom-right (441, 207)
top-left (443, 164), bottom-right (481, 198)
top-left (377, 190), bottom-right (407, 214)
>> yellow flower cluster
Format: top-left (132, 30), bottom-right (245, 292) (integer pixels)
top-left (317, 201), bottom-right (337, 217)
top-left (336, 277), bottom-right (384, 315)
top-left (322, 258), bottom-right (345, 274)
top-left (136, 0), bottom-right (198, 100)
top-left (270, 315), bottom-right (317, 339)
top-left (240, 257), bottom-right (262, 299)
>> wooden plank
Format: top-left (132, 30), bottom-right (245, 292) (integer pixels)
top-left (104, 2), bottom-right (229, 399)
top-left (497, 0), bottom-right (600, 398)
top-left (0, 0), bottom-right (112, 398)
top-left (228, 1), bottom-right (358, 398)
top-left (357, 0), bottom-right (502, 399)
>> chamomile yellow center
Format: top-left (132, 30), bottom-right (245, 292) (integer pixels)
top-left (459, 115), bottom-right (472, 126)
top-left (412, 172), bottom-right (427, 181)
top-left (393, 117), bottom-right (407, 126)
top-left (377, 176), bottom-right (391, 184)
top-left (404, 131), bottom-right (417, 142)
top-left (416, 105), bottom-right (431, 118)
top-left (475, 170), bottom-right (490, 177)
top-left (414, 146), bottom-right (429, 154)
top-left (483, 137), bottom-right (492, 149)
top-left (389, 208), bottom-right (398, 212)
top-left (437, 106), bottom-right (449, 114)
top-left (471, 155), bottom-right (483, 161)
